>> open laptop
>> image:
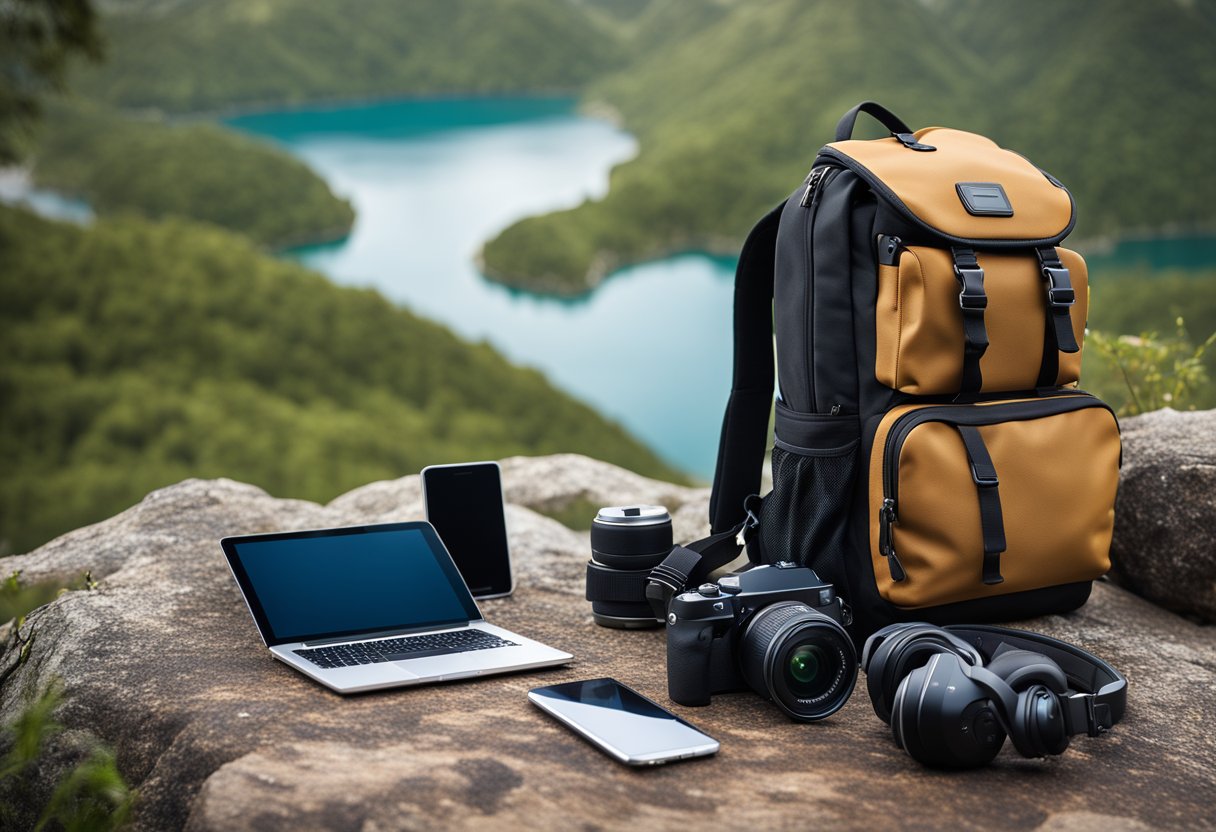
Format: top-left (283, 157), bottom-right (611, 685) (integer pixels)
top-left (221, 521), bottom-right (572, 694)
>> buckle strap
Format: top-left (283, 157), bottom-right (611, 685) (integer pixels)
top-left (957, 425), bottom-right (1006, 585)
top-left (1035, 247), bottom-right (1080, 387)
top-left (645, 513), bottom-right (751, 622)
top-left (952, 247), bottom-right (989, 393)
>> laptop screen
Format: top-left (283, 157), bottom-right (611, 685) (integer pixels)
top-left (222, 522), bottom-right (482, 646)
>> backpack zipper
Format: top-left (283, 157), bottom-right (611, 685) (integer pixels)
top-left (878, 392), bottom-right (1111, 581)
top-left (799, 165), bottom-right (830, 208)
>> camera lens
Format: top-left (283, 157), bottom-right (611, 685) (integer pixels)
top-left (739, 600), bottom-right (858, 721)
top-left (585, 505), bottom-right (672, 629)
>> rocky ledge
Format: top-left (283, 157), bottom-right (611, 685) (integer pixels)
top-left (1, 444), bottom-right (1214, 831)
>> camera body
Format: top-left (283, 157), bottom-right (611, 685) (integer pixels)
top-left (666, 562), bottom-right (856, 721)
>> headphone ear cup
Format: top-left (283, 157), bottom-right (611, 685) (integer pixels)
top-left (865, 624), bottom-right (983, 724)
top-left (985, 649), bottom-right (1069, 694)
top-left (890, 654), bottom-right (1007, 768)
top-left (1008, 684), bottom-right (1071, 758)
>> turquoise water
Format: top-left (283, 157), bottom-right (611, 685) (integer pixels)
top-left (1086, 235), bottom-right (1216, 273)
top-left (226, 97), bottom-right (736, 479)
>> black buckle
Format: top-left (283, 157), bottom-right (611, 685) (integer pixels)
top-left (1043, 266), bottom-right (1075, 307)
top-left (970, 462), bottom-right (999, 488)
top-left (956, 266), bottom-right (987, 310)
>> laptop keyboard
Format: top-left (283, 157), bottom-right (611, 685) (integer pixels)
top-left (294, 628), bottom-right (519, 669)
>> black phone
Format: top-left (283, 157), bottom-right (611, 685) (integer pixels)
top-left (421, 461), bottom-right (514, 598)
top-left (529, 678), bottom-right (719, 766)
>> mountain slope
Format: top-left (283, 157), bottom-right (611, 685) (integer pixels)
top-left (32, 102), bottom-right (354, 247)
top-left (482, 0), bottom-right (1216, 291)
top-left (73, 0), bottom-right (624, 113)
top-left (0, 206), bottom-right (680, 554)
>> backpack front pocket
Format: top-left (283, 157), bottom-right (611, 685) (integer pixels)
top-left (874, 241), bottom-right (1088, 395)
top-left (867, 393), bottom-right (1119, 609)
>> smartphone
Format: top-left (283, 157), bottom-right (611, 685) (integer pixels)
top-left (528, 678), bottom-right (720, 766)
top-left (421, 461), bottom-right (514, 599)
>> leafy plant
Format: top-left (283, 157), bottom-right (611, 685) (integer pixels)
top-left (1087, 319), bottom-right (1216, 416)
top-left (1, 570), bottom-right (96, 624)
top-left (0, 681), bottom-right (135, 832)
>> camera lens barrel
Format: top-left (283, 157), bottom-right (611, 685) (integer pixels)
top-left (586, 505), bottom-right (673, 629)
top-left (739, 600), bottom-right (858, 721)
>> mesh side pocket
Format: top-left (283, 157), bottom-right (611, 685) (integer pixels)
top-left (757, 409), bottom-right (860, 579)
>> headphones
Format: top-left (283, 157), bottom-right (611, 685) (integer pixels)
top-left (861, 623), bottom-right (1127, 767)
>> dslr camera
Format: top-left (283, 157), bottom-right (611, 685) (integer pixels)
top-left (666, 562), bottom-right (857, 721)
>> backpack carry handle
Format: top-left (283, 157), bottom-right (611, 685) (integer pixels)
top-left (834, 101), bottom-right (914, 142)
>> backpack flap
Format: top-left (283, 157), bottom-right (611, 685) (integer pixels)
top-left (820, 128), bottom-right (1075, 247)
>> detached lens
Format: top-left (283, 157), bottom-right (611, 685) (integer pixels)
top-left (739, 601), bottom-right (858, 721)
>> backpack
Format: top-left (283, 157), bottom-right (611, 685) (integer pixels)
top-left (679, 101), bottom-right (1122, 640)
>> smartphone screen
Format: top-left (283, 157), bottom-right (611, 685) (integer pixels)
top-left (422, 462), bottom-right (513, 598)
top-left (529, 678), bottom-right (719, 766)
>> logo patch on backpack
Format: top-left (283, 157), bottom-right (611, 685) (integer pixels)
top-left (956, 182), bottom-right (1013, 217)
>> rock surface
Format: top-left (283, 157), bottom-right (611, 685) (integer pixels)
top-left (1110, 408), bottom-right (1216, 622)
top-left (0, 454), bottom-right (1213, 831)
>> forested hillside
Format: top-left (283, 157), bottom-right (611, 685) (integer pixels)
top-left (0, 206), bottom-right (680, 554)
top-left (32, 103), bottom-right (354, 247)
top-left (72, 0), bottom-right (624, 113)
top-left (482, 0), bottom-right (1216, 291)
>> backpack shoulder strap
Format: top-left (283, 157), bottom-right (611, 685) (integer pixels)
top-left (645, 204), bottom-right (783, 620)
top-left (708, 202), bottom-right (784, 534)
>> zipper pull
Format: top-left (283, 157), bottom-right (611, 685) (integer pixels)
top-left (877, 234), bottom-right (903, 267)
top-left (879, 498), bottom-right (906, 581)
top-left (800, 166), bottom-right (829, 208)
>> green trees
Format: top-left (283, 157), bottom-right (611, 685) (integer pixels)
top-left (71, 0), bottom-right (625, 113)
top-left (0, 0), bottom-right (101, 163)
top-left (482, 0), bottom-right (1216, 291)
top-left (0, 206), bottom-right (680, 554)
top-left (32, 103), bottom-right (355, 247)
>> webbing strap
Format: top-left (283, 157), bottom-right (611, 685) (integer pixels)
top-left (957, 425), bottom-right (1006, 585)
top-left (708, 203), bottom-right (784, 535)
top-left (584, 563), bottom-right (652, 604)
top-left (1035, 246), bottom-right (1080, 387)
top-left (645, 520), bottom-right (753, 621)
top-left (952, 247), bottom-right (989, 393)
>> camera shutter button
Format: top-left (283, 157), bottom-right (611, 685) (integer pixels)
top-left (697, 583), bottom-right (719, 597)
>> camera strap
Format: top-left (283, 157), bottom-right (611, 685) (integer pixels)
top-left (645, 500), bottom-right (762, 621)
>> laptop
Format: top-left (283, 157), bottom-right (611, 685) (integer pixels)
top-left (221, 521), bottom-right (572, 694)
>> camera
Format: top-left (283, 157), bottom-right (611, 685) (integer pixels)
top-left (584, 505), bottom-right (673, 629)
top-left (666, 562), bottom-right (857, 721)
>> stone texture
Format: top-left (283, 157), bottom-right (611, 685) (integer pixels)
top-left (1110, 408), bottom-right (1216, 622)
top-left (0, 455), bottom-right (1213, 831)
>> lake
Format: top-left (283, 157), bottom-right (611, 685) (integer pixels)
top-left (226, 97), bottom-right (737, 480)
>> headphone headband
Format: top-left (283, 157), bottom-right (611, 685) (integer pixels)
top-left (945, 625), bottom-right (1126, 737)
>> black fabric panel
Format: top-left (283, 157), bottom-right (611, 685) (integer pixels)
top-left (708, 203), bottom-right (784, 534)
top-left (847, 581), bottom-right (1095, 646)
top-left (775, 186), bottom-right (813, 412)
top-left (811, 172), bottom-right (862, 414)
